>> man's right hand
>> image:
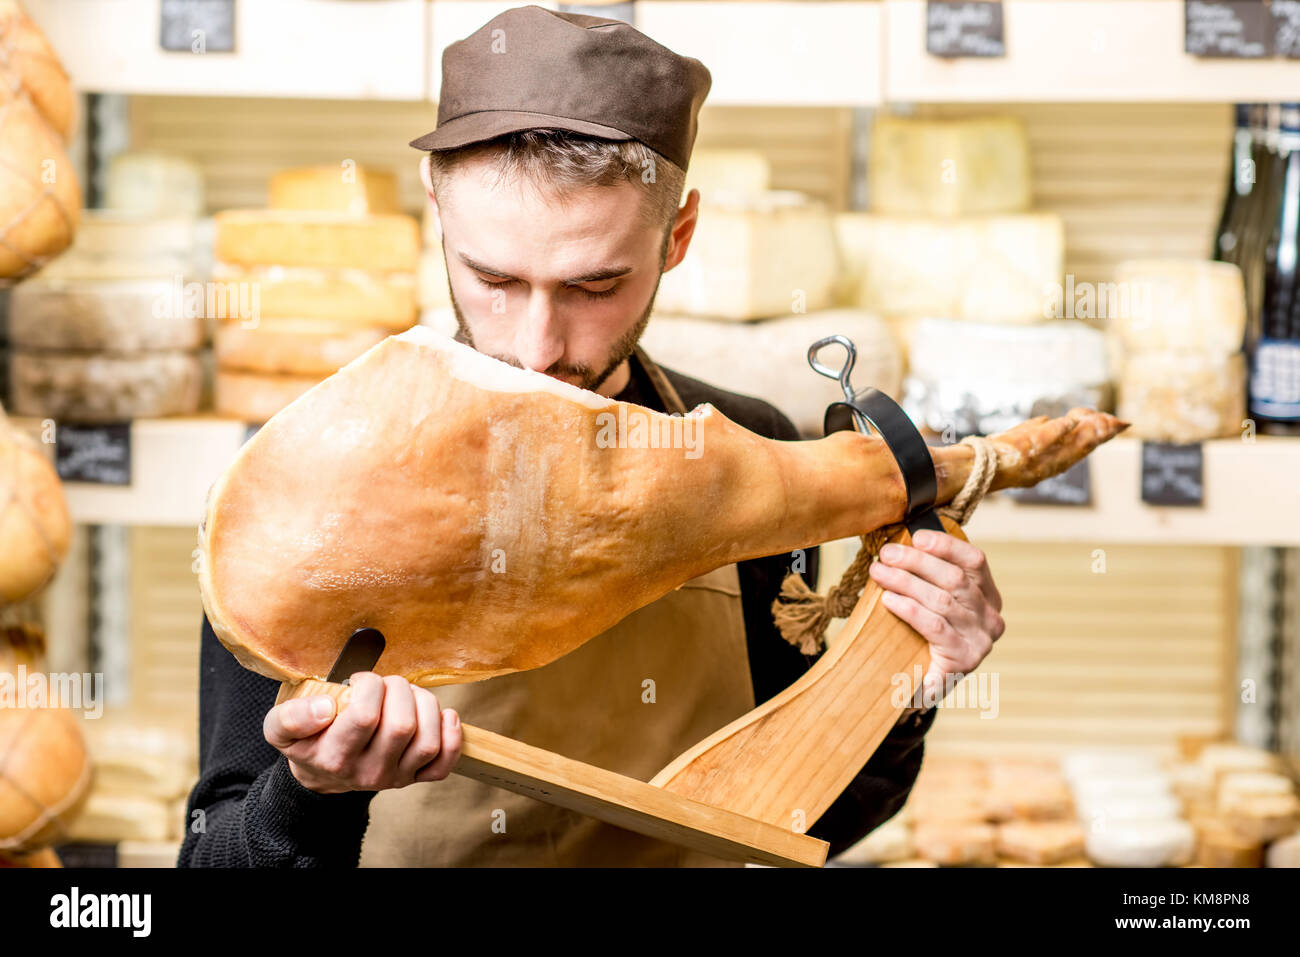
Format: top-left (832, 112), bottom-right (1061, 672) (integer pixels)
top-left (263, 673), bottom-right (463, 794)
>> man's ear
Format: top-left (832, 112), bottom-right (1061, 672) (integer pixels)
top-left (418, 153), bottom-right (443, 241)
top-left (661, 187), bottom-right (700, 274)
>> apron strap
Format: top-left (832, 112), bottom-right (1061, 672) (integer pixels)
top-left (633, 345), bottom-right (688, 416)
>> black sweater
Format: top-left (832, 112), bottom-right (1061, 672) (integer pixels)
top-left (177, 359), bottom-right (936, 867)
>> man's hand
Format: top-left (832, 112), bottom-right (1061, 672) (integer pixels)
top-left (867, 529), bottom-right (1005, 709)
top-left (263, 673), bottom-right (463, 794)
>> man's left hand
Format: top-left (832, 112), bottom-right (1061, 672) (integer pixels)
top-left (867, 529), bottom-right (1005, 711)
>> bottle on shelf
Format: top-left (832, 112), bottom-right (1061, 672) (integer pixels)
top-left (1214, 104), bottom-right (1256, 264)
top-left (1248, 103), bottom-right (1300, 436)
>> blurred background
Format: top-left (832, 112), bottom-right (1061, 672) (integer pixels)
top-left (0, 0), bottom-right (1298, 870)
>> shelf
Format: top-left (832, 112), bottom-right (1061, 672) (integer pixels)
top-left (884, 0), bottom-right (1300, 103)
top-left (24, 1), bottom-right (1300, 106)
top-left (964, 434), bottom-right (1295, 546)
top-left (24, 0), bottom-right (428, 101)
top-left (18, 414), bottom-right (1300, 546)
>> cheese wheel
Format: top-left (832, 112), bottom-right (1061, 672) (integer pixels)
top-left (1073, 775), bottom-right (1175, 803)
top-left (836, 212), bottom-right (1064, 323)
top-left (1085, 820), bottom-right (1195, 867)
top-left (1063, 751), bottom-right (1162, 783)
top-left (1196, 822), bottom-right (1264, 867)
top-left (215, 320), bottom-right (389, 376)
top-left (913, 822), bottom-right (997, 866)
top-left (1217, 772), bottom-right (1295, 808)
top-left (1076, 794), bottom-right (1183, 823)
top-left (870, 114), bottom-right (1031, 218)
top-left (1222, 794), bottom-right (1300, 843)
top-left (1198, 743), bottom-right (1281, 777)
top-left (653, 191), bottom-right (838, 320)
top-left (995, 821), bottom-right (1086, 864)
top-left (1116, 350), bottom-right (1246, 443)
top-left (269, 164), bottom-right (399, 215)
top-left (9, 351), bottom-right (202, 422)
top-left (214, 210), bottom-right (420, 272)
top-left (1266, 832), bottom-right (1300, 867)
top-left (105, 152), bottom-right (205, 218)
top-left (640, 310), bottom-right (902, 438)
top-left (983, 782), bottom-right (1073, 822)
top-left (0, 2), bottom-right (75, 140)
top-left (0, 418), bottom-right (71, 603)
top-left (9, 277), bottom-right (205, 352)
top-left (418, 247), bottom-right (451, 311)
top-left (215, 369), bottom-right (325, 423)
top-left (1168, 761), bottom-right (1217, 805)
top-left (902, 317), bottom-right (1111, 437)
top-left (80, 716), bottom-right (196, 801)
top-left (1110, 259), bottom-right (1246, 356)
top-left (30, 211), bottom-right (197, 281)
top-left (209, 261), bottom-right (416, 328)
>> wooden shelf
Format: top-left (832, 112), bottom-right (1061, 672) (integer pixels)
top-left (26, 1), bottom-right (1300, 106)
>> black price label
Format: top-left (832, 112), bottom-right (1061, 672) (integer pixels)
top-left (1273, 0), bottom-right (1300, 57)
top-left (1140, 441), bottom-right (1204, 507)
top-left (54, 423), bottom-right (132, 486)
top-left (160, 0), bottom-right (235, 54)
top-left (926, 1), bottom-right (1006, 58)
top-left (1005, 458), bottom-right (1092, 506)
top-left (1185, 0), bottom-right (1273, 58)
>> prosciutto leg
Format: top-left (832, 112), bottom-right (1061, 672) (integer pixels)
top-left (198, 326), bottom-right (1127, 687)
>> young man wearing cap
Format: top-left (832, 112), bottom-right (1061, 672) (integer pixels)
top-left (180, 6), bottom-right (1005, 867)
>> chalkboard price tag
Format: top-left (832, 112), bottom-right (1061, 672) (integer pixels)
top-left (1185, 0), bottom-right (1273, 58)
top-left (160, 0), bottom-right (235, 53)
top-left (55, 423), bottom-right (132, 486)
top-left (1273, 0), bottom-right (1300, 57)
top-left (1140, 441), bottom-right (1204, 507)
top-left (1004, 458), bottom-right (1092, 506)
top-left (927, 1), bottom-right (1006, 58)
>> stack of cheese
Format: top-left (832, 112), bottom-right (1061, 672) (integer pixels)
top-left (642, 150), bottom-right (899, 436)
top-left (1064, 750), bottom-right (1197, 867)
top-left (1169, 741), bottom-right (1300, 867)
top-left (67, 711), bottom-right (197, 845)
top-left (1107, 259), bottom-right (1247, 443)
top-left (7, 211), bottom-right (205, 422)
top-left (840, 756), bottom-right (1087, 867)
top-left (212, 165), bottom-right (419, 422)
top-left (840, 115), bottom-right (1099, 438)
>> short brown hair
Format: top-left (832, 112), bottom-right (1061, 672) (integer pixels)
top-left (426, 129), bottom-right (685, 240)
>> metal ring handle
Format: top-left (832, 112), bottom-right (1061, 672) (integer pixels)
top-left (807, 335), bottom-right (858, 405)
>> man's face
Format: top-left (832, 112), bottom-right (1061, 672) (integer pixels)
top-left (421, 154), bottom-right (688, 394)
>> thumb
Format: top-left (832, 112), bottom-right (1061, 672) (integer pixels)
top-left (264, 695), bottom-right (336, 749)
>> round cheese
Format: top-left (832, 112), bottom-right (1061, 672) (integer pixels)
top-left (913, 822), bottom-right (997, 866)
top-left (10, 277), bottom-right (205, 352)
top-left (1195, 821), bottom-right (1263, 867)
top-left (0, 418), bottom-right (71, 603)
top-left (215, 369), bottom-right (325, 423)
top-left (9, 351), bottom-right (202, 422)
top-left (1085, 819), bottom-right (1195, 867)
top-left (30, 211), bottom-right (197, 281)
top-left (995, 821), bottom-right (1086, 864)
top-left (215, 319), bottom-right (389, 376)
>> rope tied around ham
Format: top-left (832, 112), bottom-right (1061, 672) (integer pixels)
top-left (772, 433), bottom-right (999, 655)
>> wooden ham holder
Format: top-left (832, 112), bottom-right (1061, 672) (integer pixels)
top-left (276, 337), bottom-right (956, 868)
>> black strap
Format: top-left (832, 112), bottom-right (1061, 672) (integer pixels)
top-left (824, 389), bottom-right (944, 536)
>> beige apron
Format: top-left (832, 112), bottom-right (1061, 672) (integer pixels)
top-left (359, 349), bottom-right (755, 867)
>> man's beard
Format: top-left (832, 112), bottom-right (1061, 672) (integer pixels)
top-left (445, 235), bottom-right (668, 394)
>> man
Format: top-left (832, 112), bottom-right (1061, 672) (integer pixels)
top-left (179, 6), bottom-right (1005, 867)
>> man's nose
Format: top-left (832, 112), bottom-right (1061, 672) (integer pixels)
top-left (514, 293), bottom-right (566, 374)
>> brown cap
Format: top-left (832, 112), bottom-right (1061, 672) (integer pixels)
top-left (409, 5), bottom-right (710, 171)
